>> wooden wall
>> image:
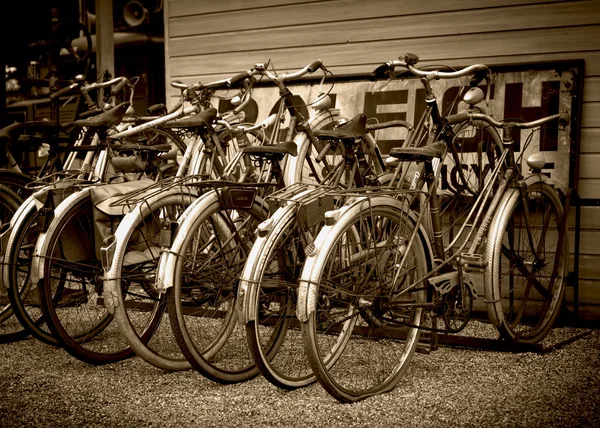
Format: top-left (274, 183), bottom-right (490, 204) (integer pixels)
top-left (163, 0), bottom-right (600, 321)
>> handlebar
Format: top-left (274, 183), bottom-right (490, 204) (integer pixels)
top-left (446, 110), bottom-right (571, 130)
top-left (369, 53), bottom-right (489, 84)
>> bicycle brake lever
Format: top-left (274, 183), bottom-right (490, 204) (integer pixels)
top-left (372, 73), bottom-right (394, 94)
top-left (485, 75), bottom-right (493, 108)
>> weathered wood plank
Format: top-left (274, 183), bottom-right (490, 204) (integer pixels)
top-left (576, 178), bottom-right (600, 199)
top-left (579, 154), bottom-right (600, 178)
top-left (170, 1), bottom-right (599, 57)
top-left (582, 102), bottom-right (600, 127)
top-left (583, 76), bottom-right (600, 102)
top-left (580, 128), bottom-right (600, 154)
top-left (569, 229), bottom-right (600, 254)
top-left (567, 206), bottom-right (600, 229)
top-left (169, 0), bottom-right (326, 17)
top-left (165, 51), bottom-right (600, 90)
top-left (169, 0), bottom-right (567, 36)
top-left (569, 255), bottom-right (600, 280)
top-left (168, 26), bottom-right (600, 78)
top-left (565, 280), bottom-right (600, 306)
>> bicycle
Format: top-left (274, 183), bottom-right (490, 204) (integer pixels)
top-left (1, 80), bottom-right (186, 347)
top-left (157, 59), bottom-right (385, 382)
top-left (97, 74), bottom-right (272, 370)
top-left (296, 106), bottom-right (570, 402)
top-left (0, 75), bottom-right (158, 342)
top-left (236, 54), bottom-right (501, 390)
top-left (19, 76), bottom-right (252, 364)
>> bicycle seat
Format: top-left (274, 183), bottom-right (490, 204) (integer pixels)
top-left (389, 142), bottom-right (446, 162)
top-left (313, 114), bottom-right (367, 140)
top-left (73, 102), bottom-right (131, 128)
top-left (22, 121), bottom-right (63, 137)
top-left (164, 108), bottom-right (218, 129)
top-left (242, 141), bottom-right (298, 157)
top-left (0, 122), bottom-right (24, 141)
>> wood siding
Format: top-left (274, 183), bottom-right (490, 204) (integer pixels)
top-left (164, 0), bottom-right (600, 320)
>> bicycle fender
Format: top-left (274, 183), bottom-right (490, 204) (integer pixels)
top-left (238, 189), bottom-right (312, 325)
top-left (102, 187), bottom-right (198, 311)
top-left (237, 204), bottom-right (294, 324)
top-left (297, 196), bottom-right (433, 323)
top-left (158, 189), bottom-right (222, 293)
top-left (522, 172), bottom-right (550, 188)
top-left (31, 188), bottom-right (93, 286)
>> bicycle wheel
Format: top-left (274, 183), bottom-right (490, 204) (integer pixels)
top-left (2, 197), bottom-right (58, 345)
top-left (37, 190), bottom-right (133, 364)
top-left (485, 180), bottom-right (567, 343)
top-left (105, 191), bottom-right (197, 371)
top-left (446, 120), bottom-right (503, 196)
top-left (0, 185), bottom-right (31, 342)
top-left (0, 169), bottom-right (32, 202)
top-left (285, 109), bottom-right (348, 185)
top-left (242, 201), bottom-right (315, 389)
top-left (299, 197), bottom-right (429, 402)
top-left (166, 190), bottom-right (268, 383)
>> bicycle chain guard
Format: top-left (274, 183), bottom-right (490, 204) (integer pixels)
top-left (429, 270), bottom-right (477, 333)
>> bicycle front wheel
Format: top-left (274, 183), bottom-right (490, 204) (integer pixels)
top-left (166, 190), bottom-right (268, 383)
top-left (106, 191), bottom-right (197, 371)
top-left (485, 180), bottom-right (567, 343)
top-left (299, 197), bottom-right (429, 402)
top-left (0, 185), bottom-right (30, 341)
top-left (2, 198), bottom-right (57, 344)
top-left (243, 204), bottom-right (316, 389)
top-left (37, 191), bottom-right (133, 364)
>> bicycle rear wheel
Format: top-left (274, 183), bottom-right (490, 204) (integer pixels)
top-left (299, 197), bottom-right (429, 402)
top-left (485, 180), bottom-right (567, 343)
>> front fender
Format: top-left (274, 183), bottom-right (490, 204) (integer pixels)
top-left (297, 196), bottom-right (433, 323)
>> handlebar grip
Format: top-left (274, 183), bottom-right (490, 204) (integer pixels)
top-left (469, 68), bottom-right (490, 87)
top-left (146, 103), bottom-right (167, 115)
top-left (110, 78), bottom-right (128, 96)
top-left (307, 60), bottom-right (323, 73)
top-left (227, 72), bottom-right (249, 88)
top-left (445, 110), bottom-right (470, 125)
top-left (558, 112), bottom-right (571, 127)
top-left (315, 141), bottom-right (332, 162)
top-left (369, 63), bottom-right (392, 81)
top-left (50, 83), bottom-right (77, 100)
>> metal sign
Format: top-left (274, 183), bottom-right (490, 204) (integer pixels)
top-left (211, 61), bottom-right (582, 194)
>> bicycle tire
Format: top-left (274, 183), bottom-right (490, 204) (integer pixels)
top-left (484, 179), bottom-right (567, 343)
top-left (0, 169), bottom-right (33, 201)
top-left (0, 185), bottom-right (31, 342)
top-left (447, 120), bottom-right (504, 196)
top-left (242, 201), bottom-right (316, 389)
top-left (36, 190), bottom-right (135, 364)
top-left (105, 191), bottom-right (198, 371)
top-left (2, 197), bottom-right (58, 345)
top-left (298, 196), bottom-right (429, 402)
top-left (285, 109), bottom-right (349, 185)
top-left (165, 190), bottom-right (268, 383)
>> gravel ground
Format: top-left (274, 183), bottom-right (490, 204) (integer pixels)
top-left (0, 322), bottom-right (598, 428)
